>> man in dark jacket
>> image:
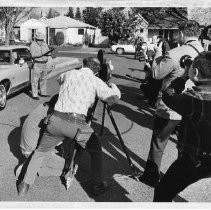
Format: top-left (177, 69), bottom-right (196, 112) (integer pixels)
top-left (153, 51), bottom-right (211, 201)
top-left (140, 20), bottom-right (204, 187)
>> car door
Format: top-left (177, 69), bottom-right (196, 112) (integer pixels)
top-left (12, 48), bottom-right (31, 88)
top-left (125, 44), bottom-right (136, 53)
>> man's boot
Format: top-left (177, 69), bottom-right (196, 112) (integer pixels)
top-left (17, 181), bottom-right (30, 197)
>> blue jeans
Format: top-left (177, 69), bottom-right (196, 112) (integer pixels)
top-left (23, 112), bottom-right (103, 185)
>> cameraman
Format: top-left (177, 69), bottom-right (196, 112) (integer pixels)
top-left (17, 57), bottom-right (121, 197)
top-left (140, 20), bottom-right (204, 187)
top-left (154, 51), bottom-right (211, 201)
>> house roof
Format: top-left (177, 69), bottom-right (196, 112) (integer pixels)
top-left (20, 19), bottom-right (48, 28)
top-left (148, 17), bottom-right (180, 29)
top-left (41, 16), bottom-right (96, 29)
top-left (135, 14), bottom-right (149, 28)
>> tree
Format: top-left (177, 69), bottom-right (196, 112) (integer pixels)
top-left (75, 7), bottom-right (81, 20)
top-left (82, 7), bottom-right (102, 27)
top-left (46, 8), bottom-right (60, 19)
top-left (0, 7), bottom-right (33, 45)
top-left (189, 7), bottom-right (211, 26)
top-left (98, 9), bottom-right (138, 44)
top-left (28, 9), bottom-right (42, 19)
top-left (65, 7), bottom-right (74, 18)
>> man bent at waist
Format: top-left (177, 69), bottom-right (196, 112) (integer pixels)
top-left (17, 57), bottom-right (121, 197)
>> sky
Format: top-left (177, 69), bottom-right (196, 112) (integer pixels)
top-left (1, 0), bottom-right (211, 8)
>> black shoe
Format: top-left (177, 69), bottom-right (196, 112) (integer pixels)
top-left (32, 96), bottom-right (39, 100)
top-left (39, 94), bottom-right (50, 97)
top-left (92, 181), bottom-right (109, 196)
top-left (17, 181), bottom-right (30, 197)
top-left (139, 174), bottom-right (159, 188)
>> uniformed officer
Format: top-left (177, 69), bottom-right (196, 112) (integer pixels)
top-left (140, 20), bottom-right (204, 187)
top-left (30, 32), bottom-right (52, 100)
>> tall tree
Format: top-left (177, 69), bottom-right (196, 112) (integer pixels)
top-left (28, 9), bottom-right (42, 19)
top-left (98, 8), bottom-right (138, 44)
top-left (82, 7), bottom-right (102, 27)
top-left (75, 7), bottom-right (81, 20)
top-left (46, 8), bottom-right (60, 19)
top-left (0, 7), bottom-right (33, 45)
top-left (65, 7), bottom-right (74, 18)
top-left (189, 7), bottom-right (211, 26)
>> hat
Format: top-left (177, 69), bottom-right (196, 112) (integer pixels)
top-left (35, 32), bottom-right (45, 40)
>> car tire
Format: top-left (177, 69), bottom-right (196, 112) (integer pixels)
top-left (0, 84), bottom-right (7, 110)
top-left (116, 48), bottom-right (124, 55)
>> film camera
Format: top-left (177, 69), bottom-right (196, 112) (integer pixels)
top-left (180, 55), bottom-right (193, 68)
top-left (97, 49), bottom-right (112, 83)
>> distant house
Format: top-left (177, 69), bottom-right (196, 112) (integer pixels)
top-left (123, 9), bottom-right (180, 42)
top-left (41, 16), bottom-right (97, 45)
top-left (19, 19), bottom-right (48, 43)
top-left (147, 18), bottom-right (180, 41)
top-left (18, 16), bottom-right (103, 45)
top-left (133, 14), bottom-right (149, 42)
top-left (132, 13), bottom-right (180, 42)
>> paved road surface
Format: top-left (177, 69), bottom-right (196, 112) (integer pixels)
top-left (0, 48), bottom-right (210, 206)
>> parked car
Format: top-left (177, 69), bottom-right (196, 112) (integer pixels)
top-left (111, 43), bottom-right (148, 62)
top-left (0, 45), bottom-right (81, 110)
top-left (111, 44), bottom-right (135, 55)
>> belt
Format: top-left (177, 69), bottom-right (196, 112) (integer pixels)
top-left (53, 110), bottom-right (86, 125)
top-left (34, 60), bottom-right (48, 64)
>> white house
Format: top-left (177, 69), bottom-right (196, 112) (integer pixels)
top-left (41, 16), bottom-right (97, 45)
top-left (19, 16), bottom-right (107, 46)
top-left (20, 19), bottom-right (48, 43)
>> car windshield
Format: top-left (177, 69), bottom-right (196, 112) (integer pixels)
top-left (0, 50), bottom-right (11, 64)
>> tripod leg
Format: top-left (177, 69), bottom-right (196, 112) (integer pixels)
top-left (106, 106), bottom-right (140, 179)
top-left (86, 98), bottom-right (99, 123)
top-left (100, 102), bottom-right (106, 136)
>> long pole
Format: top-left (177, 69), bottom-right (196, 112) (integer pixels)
top-left (106, 105), bottom-right (138, 176)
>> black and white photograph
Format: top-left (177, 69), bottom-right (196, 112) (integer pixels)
top-left (0, 0), bottom-right (210, 208)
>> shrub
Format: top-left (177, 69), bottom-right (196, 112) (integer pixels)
top-left (55, 31), bottom-right (64, 46)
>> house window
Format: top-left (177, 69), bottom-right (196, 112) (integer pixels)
top-left (49, 28), bottom-right (56, 45)
top-left (78, 29), bottom-right (84, 35)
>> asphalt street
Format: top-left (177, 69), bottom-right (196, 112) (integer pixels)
top-left (0, 47), bottom-right (210, 205)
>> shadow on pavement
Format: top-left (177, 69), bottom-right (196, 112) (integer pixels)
top-left (8, 115), bottom-right (28, 164)
top-left (75, 121), bottom-right (145, 202)
top-left (128, 67), bottom-right (145, 73)
top-left (115, 54), bottom-right (136, 60)
top-left (112, 74), bottom-right (144, 83)
top-left (111, 84), bottom-right (155, 130)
